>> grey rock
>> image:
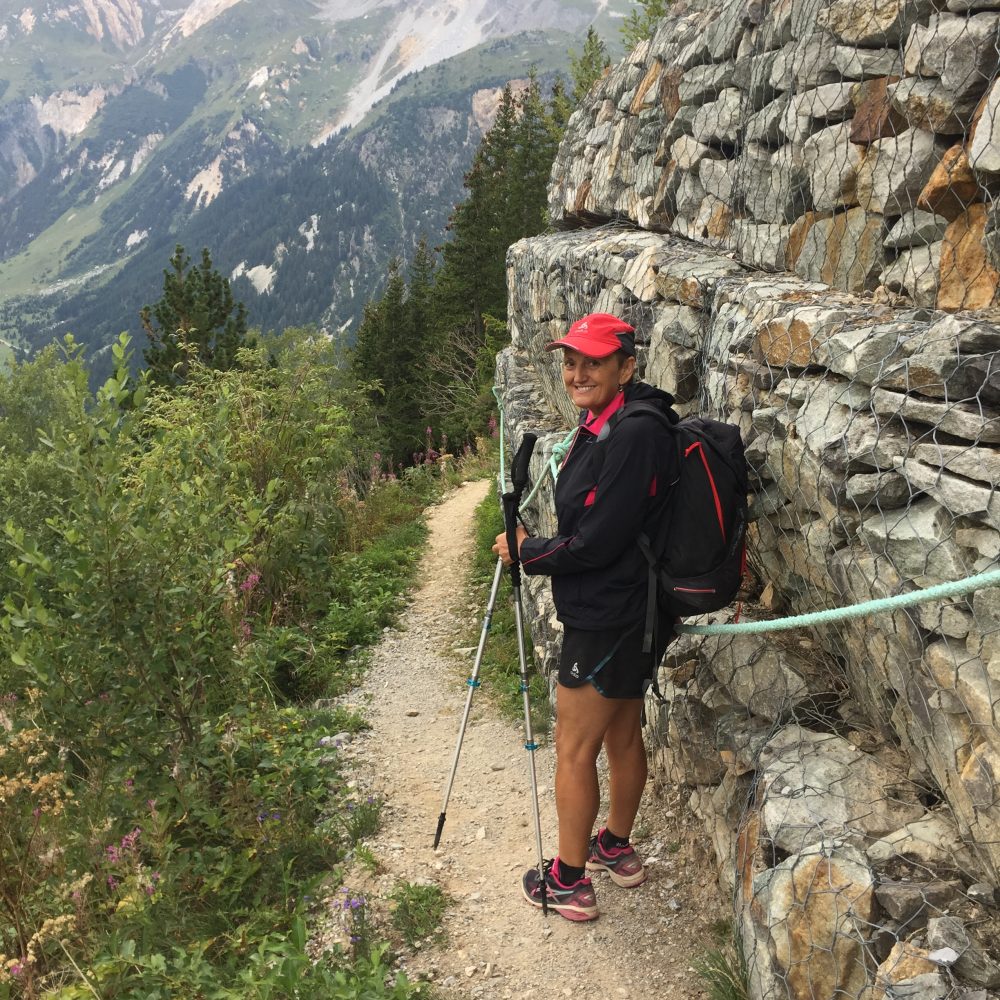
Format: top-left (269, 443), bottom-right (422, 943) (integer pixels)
top-left (817, 0), bottom-right (937, 45)
top-left (679, 63), bottom-right (737, 105)
top-left (794, 207), bottom-right (886, 293)
top-left (770, 34), bottom-right (842, 90)
top-left (699, 633), bottom-right (831, 720)
top-left (858, 498), bottom-right (976, 584)
top-left (732, 50), bottom-right (781, 110)
top-left (691, 88), bottom-right (744, 146)
top-left (699, 157), bottom-right (734, 203)
top-left (757, 725), bottom-right (924, 853)
top-left (871, 388), bottom-right (1000, 443)
top-left (738, 143), bottom-right (812, 223)
top-left (856, 129), bottom-right (944, 217)
top-left (745, 94), bottom-right (791, 145)
top-left (884, 971), bottom-right (953, 999)
top-left (926, 916), bottom-right (1000, 987)
top-left (968, 883), bottom-right (998, 906)
top-left (890, 77), bottom-right (983, 134)
top-left (781, 83), bottom-right (857, 144)
top-left (913, 443), bottom-right (1000, 486)
top-left (671, 134), bottom-right (720, 172)
top-left (803, 120), bottom-right (863, 211)
top-left (914, 599), bottom-right (974, 639)
top-left (846, 471), bottom-right (914, 510)
top-left (884, 210), bottom-right (949, 249)
top-left (895, 458), bottom-right (1000, 528)
top-left (970, 79), bottom-right (1000, 174)
top-left (903, 13), bottom-right (1000, 99)
top-left (832, 45), bottom-right (904, 79)
top-left (729, 219), bottom-right (791, 270)
top-left (876, 879), bottom-right (961, 927)
top-left (879, 243), bottom-right (943, 308)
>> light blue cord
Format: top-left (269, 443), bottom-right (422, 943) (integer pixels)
top-left (492, 387), bottom-right (1000, 635)
top-left (677, 567), bottom-right (1000, 635)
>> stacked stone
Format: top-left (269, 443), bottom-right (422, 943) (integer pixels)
top-left (499, 225), bottom-right (1000, 998)
top-left (549, 0), bottom-right (1000, 310)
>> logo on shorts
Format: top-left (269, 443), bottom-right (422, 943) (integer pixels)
top-left (570, 661), bottom-right (579, 679)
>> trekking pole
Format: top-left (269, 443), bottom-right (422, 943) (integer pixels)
top-left (433, 556), bottom-right (505, 850)
top-left (432, 433), bottom-right (538, 851)
top-left (500, 434), bottom-right (549, 916)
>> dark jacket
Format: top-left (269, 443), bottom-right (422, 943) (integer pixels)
top-left (520, 381), bottom-right (678, 630)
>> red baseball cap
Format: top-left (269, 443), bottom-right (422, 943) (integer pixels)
top-left (545, 312), bottom-right (635, 357)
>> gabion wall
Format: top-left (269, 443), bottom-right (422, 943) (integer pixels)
top-left (498, 1), bottom-right (1000, 984)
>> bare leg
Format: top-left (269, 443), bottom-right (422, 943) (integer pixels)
top-left (554, 683), bottom-right (628, 867)
top-left (602, 698), bottom-right (646, 839)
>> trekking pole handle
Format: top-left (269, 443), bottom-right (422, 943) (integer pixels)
top-left (503, 434), bottom-right (536, 588)
top-left (510, 433), bottom-right (538, 498)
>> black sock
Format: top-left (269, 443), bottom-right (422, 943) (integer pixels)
top-left (555, 859), bottom-right (586, 884)
top-left (600, 827), bottom-right (630, 850)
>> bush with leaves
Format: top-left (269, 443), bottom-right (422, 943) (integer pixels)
top-left (0, 333), bottom-right (434, 998)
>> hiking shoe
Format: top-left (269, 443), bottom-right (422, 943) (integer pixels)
top-left (522, 858), bottom-right (599, 921)
top-left (586, 828), bottom-right (646, 887)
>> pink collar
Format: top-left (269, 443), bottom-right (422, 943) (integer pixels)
top-left (581, 391), bottom-right (625, 437)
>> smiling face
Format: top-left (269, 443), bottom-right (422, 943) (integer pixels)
top-left (561, 348), bottom-right (636, 415)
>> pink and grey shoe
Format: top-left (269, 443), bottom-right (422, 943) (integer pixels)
top-left (586, 828), bottom-right (647, 887)
top-left (522, 857), bottom-right (599, 921)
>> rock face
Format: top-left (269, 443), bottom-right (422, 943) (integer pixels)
top-left (548, 0), bottom-right (1000, 311)
top-left (506, 3), bottom-right (1000, 997)
top-left (500, 225), bottom-right (1000, 999)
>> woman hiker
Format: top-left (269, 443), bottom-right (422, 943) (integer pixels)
top-left (493, 311), bottom-right (679, 922)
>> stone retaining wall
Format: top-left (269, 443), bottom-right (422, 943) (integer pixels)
top-left (548, 0), bottom-right (1000, 311)
top-left (499, 221), bottom-right (1000, 996)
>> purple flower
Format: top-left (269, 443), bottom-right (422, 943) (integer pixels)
top-left (10, 963), bottom-right (23, 977)
top-left (240, 571), bottom-right (261, 594)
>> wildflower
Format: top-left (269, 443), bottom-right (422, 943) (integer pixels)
top-left (124, 777), bottom-right (134, 792)
top-left (107, 876), bottom-right (119, 890)
top-left (239, 619), bottom-right (252, 642)
top-left (240, 571), bottom-right (261, 594)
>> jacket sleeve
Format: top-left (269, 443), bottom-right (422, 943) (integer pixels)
top-left (519, 419), bottom-right (659, 576)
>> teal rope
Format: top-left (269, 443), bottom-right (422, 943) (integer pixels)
top-left (492, 386), bottom-right (507, 489)
top-left (677, 566), bottom-right (1000, 635)
top-left (493, 384), bottom-right (574, 507)
top-left (492, 386), bottom-right (1000, 635)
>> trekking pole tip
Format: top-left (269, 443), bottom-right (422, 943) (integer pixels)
top-left (433, 813), bottom-right (446, 850)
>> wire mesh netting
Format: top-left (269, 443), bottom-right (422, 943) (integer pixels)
top-left (505, 0), bottom-right (1000, 991)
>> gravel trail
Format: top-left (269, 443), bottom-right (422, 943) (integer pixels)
top-left (342, 479), bottom-right (723, 1000)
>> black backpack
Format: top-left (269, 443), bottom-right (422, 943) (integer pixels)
top-left (601, 402), bottom-right (749, 652)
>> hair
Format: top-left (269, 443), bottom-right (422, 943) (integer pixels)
top-left (614, 349), bottom-right (637, 385)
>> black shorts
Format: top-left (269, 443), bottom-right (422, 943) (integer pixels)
top-left (558, 621), bottom-right (674, 700)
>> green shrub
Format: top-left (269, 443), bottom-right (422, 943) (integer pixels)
top-left (0, 334), bottom-right (438, 998)
top-left (390, 883), bottom-right (449, 948)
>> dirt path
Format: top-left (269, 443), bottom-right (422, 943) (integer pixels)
top-left (341, 480), bottom-right (724, 999)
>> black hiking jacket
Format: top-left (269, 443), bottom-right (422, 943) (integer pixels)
top-left (519, 381), bottom-right (679, 630)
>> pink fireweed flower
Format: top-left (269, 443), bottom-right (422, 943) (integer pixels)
top-left (240, 571), bottom-right (261, 594)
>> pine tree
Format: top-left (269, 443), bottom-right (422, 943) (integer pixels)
top-left (621, 0), bottom-right (671, 50)
top-left (569, 27), bottom-right (611, 104)
top-left (141, 245), bottom-right (250, 387)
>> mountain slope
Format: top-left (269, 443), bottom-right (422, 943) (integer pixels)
top-left (0, 0), bottom-right (629, 365)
